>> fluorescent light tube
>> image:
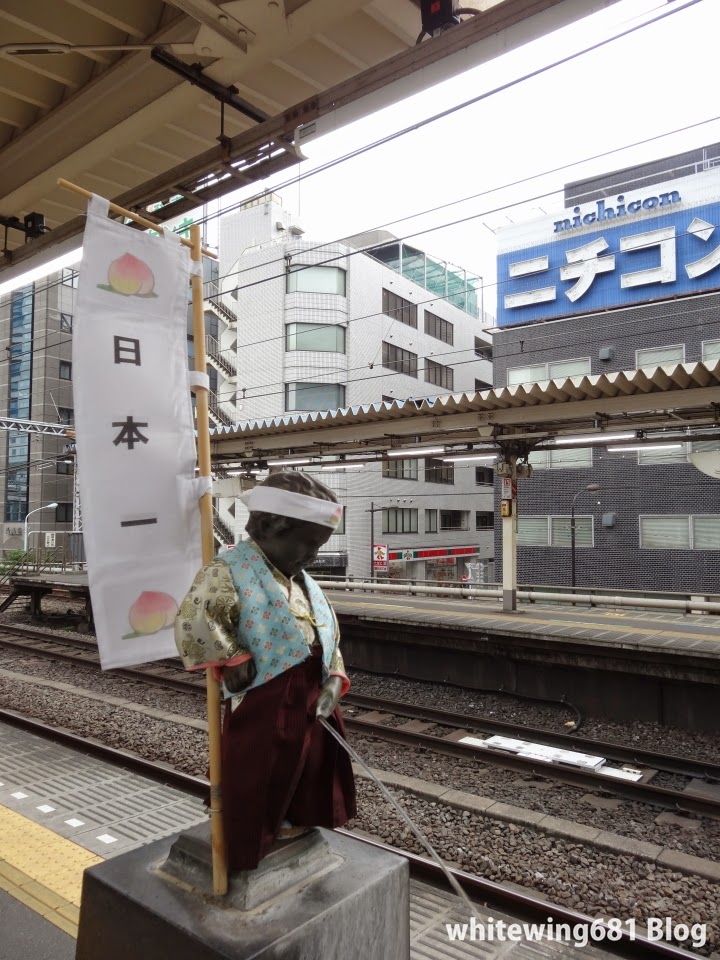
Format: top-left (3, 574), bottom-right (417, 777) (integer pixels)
top-left (443, 454), bottom-right (498, 463)
top-left (553, 432), bottom-right (635, 445)
top-left (386, 447), bottom-right (444, 457)
top-left (609, 444), bottom-right (683, 452)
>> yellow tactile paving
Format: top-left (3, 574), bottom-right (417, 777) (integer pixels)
top-left (0, 803), bottom-right (102, 938)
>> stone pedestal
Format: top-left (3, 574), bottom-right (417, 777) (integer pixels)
top-left (75, 826), bottom-right (409, 960)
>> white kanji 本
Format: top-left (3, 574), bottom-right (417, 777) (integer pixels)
top-left (503, 255), bottom-right (556, 310)
top-left (620, 226), bottom-right (676, 289)
top-left (560, 237), bottom-right (615, 302)
top-left (685, 217), bottom-right (720, 279)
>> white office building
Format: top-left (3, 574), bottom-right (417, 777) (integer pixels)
top-left (212, 194), bottom-right (496, 582)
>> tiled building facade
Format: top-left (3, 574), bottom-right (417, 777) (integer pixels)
top-left (492, 145), bottom-right (720, 593)
top-left (218, 196), bottom-right (495, 581)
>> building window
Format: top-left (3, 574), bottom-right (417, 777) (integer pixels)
top-left (474, 338), bottom-right (492, 360)
top-left (334, 509), bottom-right (346, 535)
top-left (57, 407), bottom-right (74, 425)
top-left (639, 515), bottom-right (720, 550)
top-left (382, 459), bottom-right (418, 480)
top-left (636, 344), bottom-right (684, 369)
top-left (518, 516), bottom-right (593, 547)
top-left (286, 323), bottom-right (346, 353)
top-left (5, 287), bottom-right (33, 522)
top-left (60, 313), bottom-right (73, 333)
top-left (425, 359), bottom-right (454, 390)
top-left (475, 379), bottom-right (492, 391)
top-left (476, 511), bottom-right (494, 530)
top-left (424, 311), bottom-right (453, 344)
top-left (382, 342), bottom-right (418, 378)
top-left (425, 509), bottom-right (438, 533)
top-left (59, 360), bottom-right (72, 380)
top-left (285, 382), bottom-right (346, 412)
top-left (382, 507), bottom-right (418, 534)
top-left (57, 460), bottom-right (73, 475)
top-left (382, 289), bottom-right (417, 328)
top-left (425, 458), bottom-right (454, 484)
top-left (507, 357), bottom-right (591, 386)
top-left (637, 437), bottom-right (720, 466)
top-left (286, 265), bottom-right (346, 295)
top-left (440, 510), bottom-right (469, 531)
top-left (702, 340), bottom-right (720, 365)
top-left (56, 503), bottom-right (73, 523)
top-left (475, 466), bottom-right (493, 485)
top-left (61, 268), bottom-right (78, 288)
top-left (530, 447), bottom-right (593, 470)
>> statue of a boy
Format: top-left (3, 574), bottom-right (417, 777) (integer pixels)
top-left (175, 472), bottom-right (356, 871)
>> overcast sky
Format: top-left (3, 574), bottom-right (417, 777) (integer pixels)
top-left (214, 0), bottom-right (716, 321)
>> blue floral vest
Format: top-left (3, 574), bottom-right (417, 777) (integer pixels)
top-left (223, 540), bottom-right (335, 690)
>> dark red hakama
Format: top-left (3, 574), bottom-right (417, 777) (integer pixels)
top-left (219, 648), bottom-right (357, 872)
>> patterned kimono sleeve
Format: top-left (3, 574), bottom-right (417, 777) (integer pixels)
top-left (174, 558), bottom-right (253, 673)
top-left (328, 605), bottom-right (351, 696)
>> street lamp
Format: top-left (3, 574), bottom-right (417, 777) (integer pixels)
top-left (571, 484), bottom-right (600, 590)
top-left (24, 502), bottom-right (58, 553)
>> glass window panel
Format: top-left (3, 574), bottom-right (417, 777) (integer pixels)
top-left (382, 507), bottom-right (417, 534)
top-left (286, 266), bottom-right (346, 295)
top-left (640, 516), bottom-right (690, 549)
top-left (638, 444), bottom-right (688, 465)
top-left (548, 447), bottom-right (593, 469)
top-left (702, 340), bottom-right (720, 364)
top-left (286, 323), bottom-right (346, 353)
top-left (285, 382), bottom-right (346, 412)
top-left (517, 516), bottom-right (549, 546)
top-left (548, 358), bottom-right (591, 379)
top-left (550, 516), bottom-right (593, 547)
top-left (382, 459), bottom-right (418, 480)
top-left (507, 364), bottom-right (549, 386)
top-left (692, 516), bottom-right (720, 550)
top-left (425, 509), bottom-right (438, 533)
top-left (636, 345), bottom-right (684, 368)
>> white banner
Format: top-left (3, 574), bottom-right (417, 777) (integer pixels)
top-left (73, 195), bottom-right (201, 669)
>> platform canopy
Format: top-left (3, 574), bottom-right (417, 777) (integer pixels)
top-left (209, 361), bottom-right (720, 466)
top-left (0, 0), bottom-right (620, 285)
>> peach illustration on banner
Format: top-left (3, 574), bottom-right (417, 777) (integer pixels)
top-left (98, 253), bottom-right (157, 298)
top-left (123, 591), bottom-right (178, 639)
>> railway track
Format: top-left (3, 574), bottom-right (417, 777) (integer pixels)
top-left (2, 622), bottom-right (720, 818)
top-left (0, 705), bottom-right (697, 960)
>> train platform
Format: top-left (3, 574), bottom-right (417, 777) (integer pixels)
top-left (0, 718), bottom-right (616, 960)
top-left (328, 592), bottom-right (720, 731)
top-left (327, 591), bottom-right (720, 658)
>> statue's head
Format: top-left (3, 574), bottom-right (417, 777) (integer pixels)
top-left (245, 472), bottom-right (340, 576)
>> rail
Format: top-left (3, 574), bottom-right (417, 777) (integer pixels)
top-left (318, 578), bottom-right (720, 614)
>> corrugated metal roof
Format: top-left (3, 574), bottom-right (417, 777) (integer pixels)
top-left (210, 361), bottom-right (720, 447)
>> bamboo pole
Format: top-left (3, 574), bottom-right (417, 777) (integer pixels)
top-left (57, 178), bottom-right (217, 258)
top-left (190, 223), bottom-right (228, 895)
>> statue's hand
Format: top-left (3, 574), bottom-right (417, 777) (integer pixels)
top-left (316, 676), bottom-right (342, 719)
top-left (223, 659), bottom-right (256, 694)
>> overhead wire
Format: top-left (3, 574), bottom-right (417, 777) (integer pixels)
top-left (0, 0), bottom-right (710, 317)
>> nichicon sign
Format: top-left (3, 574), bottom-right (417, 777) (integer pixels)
top-left (496, 167), bottom-right (720, 328)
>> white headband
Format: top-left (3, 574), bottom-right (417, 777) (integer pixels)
top-left (241, 486), bottom-right (343, 530)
